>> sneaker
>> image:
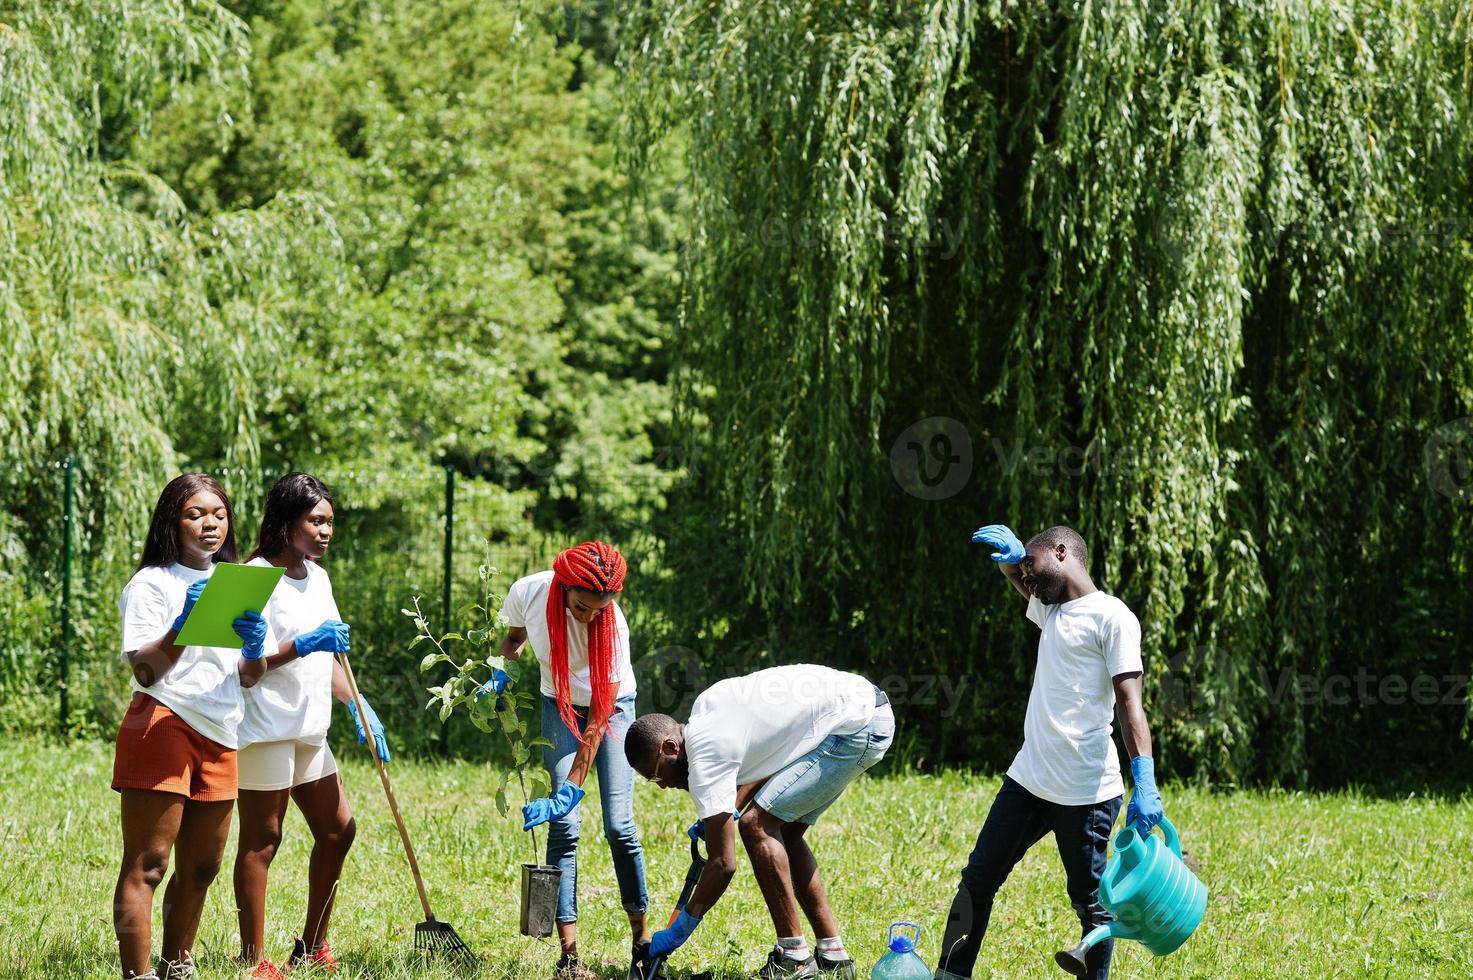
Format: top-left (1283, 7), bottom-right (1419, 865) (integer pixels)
top-left (247, 961), bottom-right (289, 980)
top-left (553, 953), bottom-right (599, 980)
top-left (815, 951), bottom-right (855, 980)
top-left (158, 957), bottom-right (197, 980)
top-left (756, 948), bottom-right (818, 980)
top-left (288, 938), bottom-right (338, 972)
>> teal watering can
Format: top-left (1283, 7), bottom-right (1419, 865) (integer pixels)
top-left (1054, 816), bottom-right (1207, 976)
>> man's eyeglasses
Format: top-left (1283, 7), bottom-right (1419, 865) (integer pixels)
top-left (642, 752), bottom-right (670, 785)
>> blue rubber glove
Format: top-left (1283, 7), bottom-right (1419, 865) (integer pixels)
top-left (688, 811), bottom-right (741, 841)
top-left (294, 620), bottom-right (350, 656)
top-left (347, 696), bottom-right (391, 762)
top-left (1126, 755), bottom-right (1164, 834)
top-left (232, 610), bottom-right (269, 661)
top-left (971, 523), bottom-right (1026, 564)
top-left (171, 579), bottom-right (209, 633)
top-left (475, 668), bottom-right (512, 710)
top-left (650, 910), bottom-right (701, 958)
top-left (522, 781), bottom-right (586, 831)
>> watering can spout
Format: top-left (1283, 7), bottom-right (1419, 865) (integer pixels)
top-left (1053, 923), bottom-right (1135, 977)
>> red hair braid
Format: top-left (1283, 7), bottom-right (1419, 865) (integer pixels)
top-left (547, 540), bottom-right (627, 742)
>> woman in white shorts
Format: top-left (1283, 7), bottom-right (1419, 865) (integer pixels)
top-left (233, 473), bottom-right (391, 978)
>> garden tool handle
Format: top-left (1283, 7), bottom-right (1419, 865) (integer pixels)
top-left (340, 652), bottom-right (435, 921)
top-left (666, 835), bottom-right (708, 926)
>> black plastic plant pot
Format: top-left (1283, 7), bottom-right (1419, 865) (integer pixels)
top-left (520, 863), bottom-right (562, 937)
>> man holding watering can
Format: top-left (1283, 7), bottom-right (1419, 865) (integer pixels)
top-left (936, 524), bottom-right (1163, 980)
top-left (626, 664), bottom-right (895, 980)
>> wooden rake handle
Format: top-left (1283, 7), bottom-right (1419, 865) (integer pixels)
top-left (340, 652), bottom-right (436, 921)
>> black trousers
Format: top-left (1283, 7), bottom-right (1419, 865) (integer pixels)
top-left (937, 775), bottom-right (1122, 980)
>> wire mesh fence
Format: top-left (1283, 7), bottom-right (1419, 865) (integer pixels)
top-left (0, 457), bottom-right (677, 757)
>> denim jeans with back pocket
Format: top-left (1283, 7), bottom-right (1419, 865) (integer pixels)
top-left (752, 695), bottom-right (895, 825)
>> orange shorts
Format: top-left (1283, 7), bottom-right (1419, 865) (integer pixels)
top-left (112, 693), bottom-right (238, 801)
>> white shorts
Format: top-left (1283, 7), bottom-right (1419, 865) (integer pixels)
top-left (237, 738), bottom-right (338, 792)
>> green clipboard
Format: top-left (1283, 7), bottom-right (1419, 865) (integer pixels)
top-left (174, 563), bottom-right (286, 649)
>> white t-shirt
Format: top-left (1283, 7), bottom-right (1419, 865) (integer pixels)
top-left (119, 562), bottom-right (276, 750)
top-left (683, 664), bottom-right (878, 819)
top-left (1006, 591), bottom-right (1144, 805)
top-left (502, 570), bottom-right (635, 704)
top-left (238, 557), bottom-right (340, 747)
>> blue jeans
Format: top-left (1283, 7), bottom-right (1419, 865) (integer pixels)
top-left (754, 700), bottom-right (894, 824)
top-left (541, 693), bottom-right (648, 923)
top-left (937, 776), bottom-right (1122, 980)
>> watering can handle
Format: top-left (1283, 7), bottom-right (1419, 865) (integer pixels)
top-left (1111, 816), bottom-right (1183, 858)
top-left (1156, 816), bottom-right (1182, 857)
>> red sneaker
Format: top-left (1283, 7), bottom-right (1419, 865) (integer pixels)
top-left (288, 938), bottom-right (338, 973)
top-left (247, 962), bottom-right (288, 980)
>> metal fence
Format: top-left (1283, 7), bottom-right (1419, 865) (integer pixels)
top-left (7, 456), bottom-right (674, 752)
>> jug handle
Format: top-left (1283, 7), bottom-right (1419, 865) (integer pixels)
top-left (889, 922), bottom-right (922, 948)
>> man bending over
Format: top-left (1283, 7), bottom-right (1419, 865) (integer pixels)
top-left (626, 664), bottom-right (895, 980)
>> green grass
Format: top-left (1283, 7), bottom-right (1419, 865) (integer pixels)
top-left (3, 737), bottom-right (1469, 979)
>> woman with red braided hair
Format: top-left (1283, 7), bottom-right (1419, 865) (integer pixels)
top-left (498, 541), bottom-right (648, 980)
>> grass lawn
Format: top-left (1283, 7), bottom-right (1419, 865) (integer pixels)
top-left (3, 737), bottom-right (1469, 979)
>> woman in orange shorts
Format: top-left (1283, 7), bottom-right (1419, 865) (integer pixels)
top-left (112, 474), bottom-right (275, 980)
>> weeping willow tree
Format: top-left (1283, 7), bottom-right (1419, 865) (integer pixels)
top-left (620, 0), bottom-right (1473, 784)
top-left (0, 1), bottom-right (337, 732)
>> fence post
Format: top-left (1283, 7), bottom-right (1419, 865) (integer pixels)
top-left (441, 465), bottom-right (456, 757)
top-left (443, 464), bottom-right (455, 636)
top-left (59, 455), bottom-right (75, 738)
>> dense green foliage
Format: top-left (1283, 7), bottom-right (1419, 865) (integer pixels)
top-left (620, 0), bottom-right (1473, 785)
top-left (0, 0), bottom-right (682, 747)
top-left (1, 0), bottom-right (337, 732)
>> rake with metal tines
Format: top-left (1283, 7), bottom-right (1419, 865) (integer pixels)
top-left (340, 653), bottom-right (476, 968)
